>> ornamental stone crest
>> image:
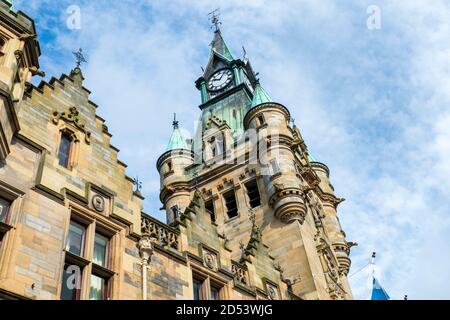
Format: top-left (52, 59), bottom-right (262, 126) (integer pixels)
top-left (52, 106), bottom-right (91, 144)
top-left (204, 253), bottom-right (216, 270)
top-left (91, 195), bottom-right (105, 212)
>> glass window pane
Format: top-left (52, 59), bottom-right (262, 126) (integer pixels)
top-left (0, 198), bottom-right (10, 223)
top-left (58, 134), bottom-right (71, 168)
top-left (60, 263), bottom-right (81, 300)
top-left (193, 279), bottom-right (203, 300)
top-left (93, 233), bottom-right (109, 267)
top-left (211, 287), bottom-right (220, 300)
top-left (66, 221), bottom-right (85, 256)
top-left (89, 274), bottom-right (107, 300)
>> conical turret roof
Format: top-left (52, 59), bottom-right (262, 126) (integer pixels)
top-left (166, 118), bottom-right (189, 151)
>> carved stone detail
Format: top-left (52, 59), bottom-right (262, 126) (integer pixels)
top-left (91, 195), bottom-right (105, 212)
top-left (137, 235), bottom-right (157, 263)
top-left (203, 252), bottom-right (218, 271)
top-left (231, 262), bottom-right (248, 286)
top-left (52, 106), bottom-right (91, 144)
top-left (141, 216), bottom-right (179, 250)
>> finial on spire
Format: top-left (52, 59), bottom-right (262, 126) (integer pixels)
top-left (172, 113), bottom-right (179, 129)
top-left (290, 117), bottom-right (296, 128)
top-left (72, 48), bottom-right (87, 68)
top-left (208, 8), bottom-right (222, 32)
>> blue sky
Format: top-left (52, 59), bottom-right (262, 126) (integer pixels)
top-left (13, 0), bottom-right (450, 299)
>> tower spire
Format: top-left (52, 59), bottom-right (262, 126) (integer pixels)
top-left (207, 9), bottom-right (233, 61)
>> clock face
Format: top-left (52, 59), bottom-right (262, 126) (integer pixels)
top-left (207, 69), bottom-right (233, 92)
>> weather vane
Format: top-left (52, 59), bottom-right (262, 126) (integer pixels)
top-left (72, 48), bottom-right (87, 68)
top-left (208, 8), bottom-right (222, 31)
top-left (132, 176), bottom-right (142, 194)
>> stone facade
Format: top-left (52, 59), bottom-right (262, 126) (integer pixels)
top-left (0, 2), bottom-right (354, 300)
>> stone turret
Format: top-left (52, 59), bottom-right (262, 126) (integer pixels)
top-left (310, 160), bottom-right (355, 276)
top-left (157, 118), bottom-right (194, 223)
top-left (244, 82), bottom-right (307, 224)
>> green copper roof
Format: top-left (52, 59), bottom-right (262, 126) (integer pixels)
top-left (250, 82), bottom-right (273, 109)
top-left (308, 152), bottom-right (317, 162)
top-left (166, 120), bottom-right (189, 151)
top-left (211, 30), bottom-right (233, 61)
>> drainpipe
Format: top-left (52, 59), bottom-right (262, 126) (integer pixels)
top-left (138, 235), bottom-right (156, 300)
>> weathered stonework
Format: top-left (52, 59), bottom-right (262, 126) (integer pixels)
top-left (0, 2), bottom-right (354, 300)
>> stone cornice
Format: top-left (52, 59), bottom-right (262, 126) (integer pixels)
top-left (156, 148), bottom-right (194, 171)
top-left (310, 161), bottom-right (330, 177)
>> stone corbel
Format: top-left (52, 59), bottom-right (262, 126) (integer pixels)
top-left (19, 34), bottom-right (37, 42)
top-left (138, 235), bottom-right (156, 264)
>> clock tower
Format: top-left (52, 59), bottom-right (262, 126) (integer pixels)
top-left (157, 23), bottom-right (355, 300)
top-left (195, 28), bottom-right (257, 137)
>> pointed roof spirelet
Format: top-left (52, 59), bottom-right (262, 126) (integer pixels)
top-left (5, 0), bottom-right (13, 9)
top-left (211, 30), bottom-right (233, 61)
top-left (250, 81), bottom-right (273, 109)
top-left (166, 114), bottom-right (190, 151)
top-left (307, 152), bottom-right (317, 162)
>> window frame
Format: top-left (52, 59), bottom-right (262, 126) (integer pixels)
top-left (58, 131), bottom-right (73, 168)
top-left (89, 273), bottom-right (110, 301)
top-left (245, 180), bottom-right (261, 209)
top-left (0, 36), bottom-right (6, 55)
top-left (66, 220), bottom-right (87, 258)
top-left (93, 232), bottom-right (110, 269)
top-left (0, 198), bottom-right (11, 225)
top-left (204, 199), bottom-right (216, 223)
top-left (191, 270), bottom-right (225, 300)
top-left (60, 262), bottom-right (84, 301)
top-left (61, 209), bottom-right (117, 300)
top-left (223, 189), bottom-right (239, 220)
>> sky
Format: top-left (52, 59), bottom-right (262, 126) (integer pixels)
top-left (12, 0), bottom-right (450, 300)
